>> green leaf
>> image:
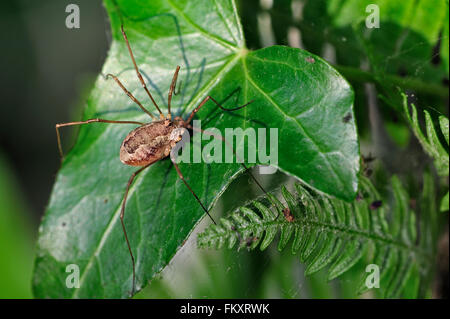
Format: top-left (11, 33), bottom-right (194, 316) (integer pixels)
top-left (440, 115), bottom-right (449, 146)
top-left (355, 0), bottom-right (448, 106)
top-left (402, 93), bottom-right (449, 177)
top-left (302, 0), bottom-right (447, 74)
top-left (33, 0), bottom-right (359, 298)
top-left (440, 3), bottom-right (449, 75)
top-left (298, 0), bottom-right (449, 109)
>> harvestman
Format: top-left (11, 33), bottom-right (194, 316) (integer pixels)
top-left (56, 25), bottom-right (267, 295)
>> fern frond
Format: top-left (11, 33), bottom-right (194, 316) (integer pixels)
top-left (402, 93), bottom-right (449, 176)
top-left (198, 175), bottom-right (438, 298)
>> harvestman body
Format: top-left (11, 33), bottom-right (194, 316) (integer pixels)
top-left (56, 26), bottom-right (264, 295)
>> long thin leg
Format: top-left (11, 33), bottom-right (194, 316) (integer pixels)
top-left (56, 119), bottom-right (144, 158)
top-left (106, 74), bottom-right (156, 120)
top-left (121, 25), bottom-right (164, 118)
top-left (186, 95), bottom-right (254, 125)
top-left (184, 96), bottom-right (266, 199)
top-left (187, 124), bottom-right (269, 201)
top-left (174, 79), bottom-right (182, 95)
top-left (120, 164), bottom-right (151, 296)
top-left (167, 66), bottom-right (181, 120)
top-left (170, 158), bottom-right (217, 225)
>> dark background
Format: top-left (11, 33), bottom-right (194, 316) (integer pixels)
top-left (1, 1), bottom-right (109, 223)
top-left (0, 0), bottom-right (110, 298)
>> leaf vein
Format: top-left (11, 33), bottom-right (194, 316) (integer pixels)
top-left (241, 57), bottom-right (345, 191)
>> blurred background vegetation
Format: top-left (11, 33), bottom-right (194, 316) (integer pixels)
top-left (0, 0), bottom-right (448, 298)
top-left (0, 0), bottom-right (108, 298)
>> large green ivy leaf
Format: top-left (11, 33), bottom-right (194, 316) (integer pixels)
top-left (33, 0), bottom-right (359, 298)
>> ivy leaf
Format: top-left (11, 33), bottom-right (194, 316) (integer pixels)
top-left (33, 0), bottom-right (359, 298)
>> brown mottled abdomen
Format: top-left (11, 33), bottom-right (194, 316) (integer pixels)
top-left (120, 120), bottom-right (181, 167)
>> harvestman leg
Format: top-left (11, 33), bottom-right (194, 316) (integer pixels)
top-left (167, 66), bottom-right (181, 119)
top-left (120, 25), bottom-right (165, 119)
top-left (186, 124), bottom-right (268, 197)
top-left (171, 95), bottom-right (254, 225)
top-left (119, 163), bottom-right (151, 295)
top-left (170, 156), bottom-right (216, 225)
top-left (56, 117), bottom-right (147, 296)
top-left (103, 63), bottom-right (178, 295)
top-left (55, 119), bottom-right (144, 158)
top-left (186, 95), bottom-right (253, 124)
top-left (188, 123), bottom-right (279, 220)
top-left (168, 95), bottom-right (269, 226)
top-left (106, 74), bottom-right (156, 120)
top-left (185, 95), bottom-right (267, 194)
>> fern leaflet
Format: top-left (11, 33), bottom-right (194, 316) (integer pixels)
top-left (402, 93), bottom-right (449, 211)
top-left (402, 93), bottom-right (449, 176)
top-left (198, 175), bottom-right (438, 298)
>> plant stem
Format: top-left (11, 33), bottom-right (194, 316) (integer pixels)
top-left (335, 65), bottom-right (449, 98)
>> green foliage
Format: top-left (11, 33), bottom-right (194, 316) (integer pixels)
top-left (29, 0), bottom-right (447, 299)
top-left (299, 0), bottom-right (448, 80)
top-left (402, 93), bottom-right (449, 212)
top-left (0, 152), bottom-right (34, 298)
top-left (441, 192), bottom-right (449, 212)
top-left (198, 175), bottom-right (438, 298)
top-left (33, 0), bottom-right (359, 298)
top-left (402, 94), bottom-right (449, 177)
top-left (136, 170), bottom-right (364, 299)
top-left (442, 5), bottom-right (449, 75)
top-left (286, 0), bottom-right (449, 120)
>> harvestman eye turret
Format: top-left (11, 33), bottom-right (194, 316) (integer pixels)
top-left (56, 25), bottom-right (267, 296)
